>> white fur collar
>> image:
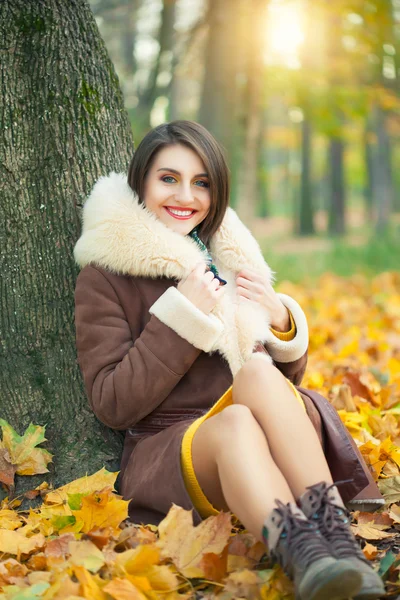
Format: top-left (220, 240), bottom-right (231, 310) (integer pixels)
top-left (73, 172), bottom-right (275, 285)
top-left (74, 173), bottom-right (307, 375)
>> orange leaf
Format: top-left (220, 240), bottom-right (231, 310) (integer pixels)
top-left (200, 546), bottom-right (229, 582)
top-left (71, 486), bottom-right (129, 533)
top-left (363, 543), bottom-right (379, 560)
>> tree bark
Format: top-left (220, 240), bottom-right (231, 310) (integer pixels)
top-left (198, 0), bottom-right (242, 164)
top-left (364, 123), bottom-right (375, 222)
top-left (328, 137), bottom-right (346, 235)
top-left (298, 115), bottom-right (315, 235)
top-left (136, 0), bottom-right (176, 130)
top-left (235, 0), bottom-right (266, 226)
top-left (372, 104), bottom-right (394, 233)
top-left (0, 0), bottom-right (134, 501)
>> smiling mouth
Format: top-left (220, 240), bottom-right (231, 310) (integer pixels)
top-left (164, 207), bottom-right (197, 220)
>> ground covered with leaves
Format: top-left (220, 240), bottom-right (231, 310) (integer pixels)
top-left (1, 272), bottom-right (400, 599)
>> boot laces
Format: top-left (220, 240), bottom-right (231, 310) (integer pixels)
top-left (307, 479), bottom-right (370, 565)
top-left (271, 499), bottom-right (331, 574)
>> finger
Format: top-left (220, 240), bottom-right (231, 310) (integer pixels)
top-left (191, 262), bottom-right (207, 277)
top-left (237, 286), bottom-right (252, 300)
top-left (215, 284), bottom-right (226, 297)
top-left (209, 277), bottom-right (221, 291)
top-left (196, 261), bottom-right (208, 272)
top-left (239, 268), bottom-right (264, 284)
top-left (236, 276), bottom-right (256, 290)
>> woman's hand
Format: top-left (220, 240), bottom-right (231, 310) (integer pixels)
top-left (178, 262), bottom-right (226, 315)
top-left (235, 267), bottom-right (290, 331)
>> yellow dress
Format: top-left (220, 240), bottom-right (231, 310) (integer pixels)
top-left (181, 311), bottom-right (306, 519)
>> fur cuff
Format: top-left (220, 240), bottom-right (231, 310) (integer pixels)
top-left (149, 286), bottom-right (224, 353)
top-left (263, 293), bottom-right (309, 363)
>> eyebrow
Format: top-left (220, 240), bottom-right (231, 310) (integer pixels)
top-left (157, 168), bottom-right (209, 178)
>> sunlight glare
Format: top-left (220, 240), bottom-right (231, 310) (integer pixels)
top-left (265, 1), bottom-right (305, 68)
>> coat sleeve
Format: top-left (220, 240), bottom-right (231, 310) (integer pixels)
top-left (263, 293), bottom-right (309, 386)
top-left (74, 266), bottom-right (209, 430)
top-left (273, 350), bottom-right (308, 386)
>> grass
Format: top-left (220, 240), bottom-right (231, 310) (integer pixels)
top-left (260, 224), bottom-right (400, 284)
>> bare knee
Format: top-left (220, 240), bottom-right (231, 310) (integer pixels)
top-left (211, 404), bottom-right (267, 448)
top-left (232, 356), bottom-right (280, 402)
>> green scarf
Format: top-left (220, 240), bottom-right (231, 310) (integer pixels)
top-left (188, 226), bottom-right (227, 286)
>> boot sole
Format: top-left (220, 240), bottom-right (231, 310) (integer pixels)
top-left (299, 560), bottom-right (362, 600)
top-left (353, 590), bottom-right (386, 600)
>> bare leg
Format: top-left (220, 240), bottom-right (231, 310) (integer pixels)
top-left (191, 403), bottom-right (295, 541)
top-left (232, 356), bottom-right (333, 498)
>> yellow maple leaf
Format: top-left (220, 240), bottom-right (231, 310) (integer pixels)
top-left (43, 467), bottom-right (118, 506)
top-left (0, 509), bottom-right (23, 531)
top-left (158, 504), bottom-right (232, 578)
top-left (73, 565), bottom-right (109, 600)
top-left (115, 545), bottom-right (179, 593)
top-left (71, 486), bottom-right (129, 533)
top-left (0, 529), bottom-right (45, 557)
top-left (116, 544), bottom-right (161, 573)
top-left (68, 540), bottom-right (106, 573)
top-left (103, 577), bottom-right (148, 600)
top-left (0, 420), bottom-right (52, 485)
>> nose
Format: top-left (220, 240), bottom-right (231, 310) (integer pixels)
top-left (174, 182), bottom-right (194, 205)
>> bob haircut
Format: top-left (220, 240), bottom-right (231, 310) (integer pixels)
top-left (127, 120), bottom-right (230, 246)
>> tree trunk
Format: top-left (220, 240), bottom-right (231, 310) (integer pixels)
top-left (198, 0), bottom-right (241, 164)
top-left (133, 0), bottom-right (176, 132)
top-left (235, 0), bottom-right (266, 226)
top-left (364, 123), bottom-right (375, 222)
top-left (328, 136), bottom-right (346, 235)
top-left (298, 116), bottom-right (315, 235)
top-left (0, 0), bottom-right (134, 501)
top-left (257, 108), bottom-right (269, 218)
top-left (372, 104), bottom-right (394, 233)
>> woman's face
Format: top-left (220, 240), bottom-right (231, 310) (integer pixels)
top-left (143, 144), bottom-right (211, 236)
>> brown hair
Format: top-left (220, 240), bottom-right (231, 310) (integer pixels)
top-left (127, 120), bottom-right (230, 246)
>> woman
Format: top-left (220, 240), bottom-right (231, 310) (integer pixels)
top-left (74, 120), bottom-right (384, 600)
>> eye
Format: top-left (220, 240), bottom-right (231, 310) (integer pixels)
top-left (161, 176), bottom-right (176, 183)
top-left (194, 180), bottom-right (210, 188)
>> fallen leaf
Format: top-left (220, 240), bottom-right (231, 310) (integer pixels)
top-left (116, 544), bottom-right (160, 573)
top-left (68, 540), bottom-right (105, 573)
top-left (43, 468), bottom-right (118, 506)
top-left (103, 577), bottom-right (147, 600)
top-left (200, 546), bottom-right (229, 582)
top-left (0, 420), bottom-right (52, 482)
top-left (73, 565), bottom-right (108, 600)
top-left (363, 543), bottom-right (379, 560)
top-left (71, 487), bottom-right (129, 533)
top-left (0, 530), bottom-right (45, 557)
top-left (389, 503), bottom-right (400, 523)
top-left (0, 581), bottom-right (50, 599)
top-left (0, 447), bottom-right (16, 489)
top-left (378, 476), bottom-right (400, 505)
top-left (0, 510), bottom-right (23, 531)
top-left (357, 511), bottom-right (393, 528)
top-left (351, 523), bottom-right (396, 540)
top-left (222, 569), bottom-right (261, 599)
top-left (158, 504), bottom-right (232, 578)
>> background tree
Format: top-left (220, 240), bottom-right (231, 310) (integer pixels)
top-left (0, 0), bottom-right (134, 500)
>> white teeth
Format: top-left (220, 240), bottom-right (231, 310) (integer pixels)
top-left (167, 208), bottom-right (194, 216)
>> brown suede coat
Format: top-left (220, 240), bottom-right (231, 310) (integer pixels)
top-left (73, 172), bottom-right (383, 526)
top-left (75, 265), bottom-right (383, 526)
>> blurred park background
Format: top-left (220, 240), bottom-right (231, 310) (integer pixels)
top-left (89, 0), bottom-right (400, 281)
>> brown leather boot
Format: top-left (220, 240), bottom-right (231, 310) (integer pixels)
top-left (299, 481), bottom-right (386, 600)
top-left (262, 499), bottom-right (362, 600)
